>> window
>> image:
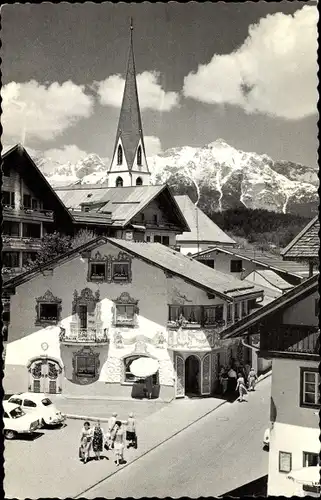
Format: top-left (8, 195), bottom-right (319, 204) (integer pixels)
top-left (115, 304), bottom-right (135, 326)
top-left (146, 236), bottom-right (151, 242)
top-left (10, 407), bottom-right (25, 419)
top-left (124, 355), bottom-right (158, 384)
top-left (22, 223), bottom-right (41, 238)
top-left (241, 301), bottom-right (247, 317)
top-left (89, 262), bottom-right (107, 281)
top-left (76, 355), bottom-right (96, 377)
top-left (23, 399), bottom-right (37, 408)
top-left (78, 304), bottom-right (87, 329)
top-left (136, 177), bottom-right (143, 186)
top-left (137, 146), bottom-right (142, 166)
top-left (31, 198), bottom-right (38, 210)
top-left (303, 452), bottom-right (320, 467)
top-left (153, 214), bottom-right (158, 224)
top-left (203, 305), bottom-right (224, 326)
top-left (2, 191), bottom-right (15, 207)
top-left (112, 262), bottom-right (130, 282)
top-left (22, 252), bottom-right (38, 267)
top-left (168, 305), bottom-right (202, 327)
top-left (9, 397), bottom-right (22, 406)
top-left (2, 252), bottom-right (20, 268)
top-left (162, 236), bottom-right (170, 246)
top-left (199, 259), bottom-right (215, 268)
top-left (39, 303), bottom-right (59, 322)
top-left (117, 145), bottom-right (123, 165)
top-left (230, 260), bottom-right (243, 273)
top-left (116, 176), bottom-right (123, 187)
top-left (279, 451), bottom-right (292, 473)
top-left (153, 235), bottom-right (169, 246)
top-left (300, 368), bottom-right (320, 408)
top-left (227, 304), bottom-right (232, 322)
top-left (3, 221), bottom-right (20, 237)
top-left (41, 398), bottom-right (53, 407)
top-left (154, 235), bottom-right (162, 243)
top-left (23, 194), bottom-right (32, 208)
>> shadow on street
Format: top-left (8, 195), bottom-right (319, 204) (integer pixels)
top-left (220, 474), bottom-right (268, 497)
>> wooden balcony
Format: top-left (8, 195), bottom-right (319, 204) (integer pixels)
top-left (2, 236), bottom-right (43, 251)
top-left (59, 326), bottom-right (109, 345)
top-left (3, 205), bottom-right (54, 221)
top-left (260, 325), bottom-right (319, 358)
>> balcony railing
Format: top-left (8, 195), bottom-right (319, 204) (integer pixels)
top-left (3, 205), bottom-right (54, 220)
top-left (260, 325), bottom-right (319, 355)
top-left (2, 236), bottom-right (42, 249)
top-left (59, 326), bottom-right (109, 344)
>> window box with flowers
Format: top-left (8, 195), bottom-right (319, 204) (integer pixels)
top-left (113, 292), bottom-right (138, 328)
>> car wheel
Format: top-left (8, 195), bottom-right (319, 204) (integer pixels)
top-left (5, 429), bottom-right (16, 440)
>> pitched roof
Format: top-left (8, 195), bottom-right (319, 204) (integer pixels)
top-left (281, 216), bottom-right (319, 260)
top-left (3, 236), bottom-right (263, 301)
top-left (55, 184), bottom-right (189, 230)
top-left (249, 269), bottom-right (294, 291)
top-left (174, 196), bottom-right (236, 245)
top-left (2, 145), bottom-right (74, 225)
top-left (193, 246), bottom-right (311, 279)
top-left (221, 273), bottom-right (319, 339)
top-left (108, 23), bottom-right (148, 172)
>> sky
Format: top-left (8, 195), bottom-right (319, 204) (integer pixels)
top-left (1, 2), bottom-right (318, 170)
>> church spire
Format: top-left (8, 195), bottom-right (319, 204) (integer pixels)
top-left (108, 19), bottom-right (150, 186)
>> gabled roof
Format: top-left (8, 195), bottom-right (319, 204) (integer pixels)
top-left (281, 216), bottom-right (319, 260)
top-left (3, 237), bottom-right (263, 302)
top-left (248, 269), bottom-right (294, 291)
top-left (108, 23), bottom-right (148, 172)
top-left (222, 274), bottom-right (319, 339)
top-left (193, 246), bottom-right (310, 279)
top-left (55, 184), bottom-right (190, 231)
top-left (174, 196), bottom-right (236, 245)
top-left (2, 144), bottom-right (74, 225)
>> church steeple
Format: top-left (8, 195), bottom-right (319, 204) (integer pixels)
top-left (108, 19), bottom-right (151, 187)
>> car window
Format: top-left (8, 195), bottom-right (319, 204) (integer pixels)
top-left (23, 399), bottom-right (37, 408)
top-left (41, 398), bottom-right (52, 407)
top-left (10, 407), bottom-right (25, 418)
top-left (9, 397), bottom-right (22, 406)
top-left (4, 412), bottom-right (9, 418)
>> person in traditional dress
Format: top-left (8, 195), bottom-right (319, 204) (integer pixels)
top-left (79, 421), bottom-right (93, 464)
top-left (248, 367), bottom-right (258, 391)
top-left (236, 373), bottom-right (248, 402)
top-left (227, 366), bottom-right (237, 393)
top-left (126, 412), bottom-right (137, 449)
top-left (113, 420), bottom-right (125, 466)
top-left (145, 376), bottom-right (153, 399)
top-left (92, 420), bottom-right (104, 460)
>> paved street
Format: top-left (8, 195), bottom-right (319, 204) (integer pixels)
top-left (81, 376), bottom-right (271, 498)
top-left (4, 377), bottom-right (270, 499)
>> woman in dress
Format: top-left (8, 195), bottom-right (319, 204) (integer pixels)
top-left (236, 373), bottom-right (248, 402)
top-left (248, 367), bottom-right (258, 391)
top-left (113, 420), bottom-right (125, 466)
top-left (79, 421), bottom-right (93, 464)
top-left (92, 420), bottom-right (104, 460)
top-left (126, 412), bottom-right (137, 449)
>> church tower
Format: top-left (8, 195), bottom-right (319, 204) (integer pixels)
top-left (107, 20), bottom-right (151, 187)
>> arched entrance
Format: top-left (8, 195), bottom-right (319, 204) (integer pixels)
top-left (27, 356), bottom-right (63, 394)
top-left (185, 355), bottom-right (200, 395)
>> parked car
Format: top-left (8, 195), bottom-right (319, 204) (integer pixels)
top-left (263, 427), bottom-right (270, 450)
top-left (3, 402), bottom-right (40, 440)
top-left (8, 393), bottom-right (65, 427)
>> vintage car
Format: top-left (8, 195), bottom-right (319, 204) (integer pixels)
top-left (4, 402), bottom-right (40, 440)
top-left (8, 392), bottom-right (65, 427)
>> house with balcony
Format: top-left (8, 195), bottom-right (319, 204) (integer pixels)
top-left (222, 274), bottom-right (320, 497)
top-left (2, 236), bottom-right (264, 401)
top-left (2, 144), bottom-right (75, 280)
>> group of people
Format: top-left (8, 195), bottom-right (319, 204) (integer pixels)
top-left (79, 412), bottom-right (137, 466)
top-left (219, 363), bottom-right (258, 402)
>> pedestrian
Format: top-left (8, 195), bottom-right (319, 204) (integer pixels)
top-left (236, 373), bottom-right (248, 402)
top-left (248, 367), bottom-right (258, 391)
top-left (126, 412), bottom-right (137, 449)
top-left (145, 375), bottom-right (153, 399)
top-left (227, 366), bottom-right (237, 393)
top-left (106, 412), bottom-right (117, 449)
top-left (79, 421), bottom-right (93, 464)
top-left (112, 420), bottom-right (125, 466)
top-left (92, 420), bottom-right (104, 460)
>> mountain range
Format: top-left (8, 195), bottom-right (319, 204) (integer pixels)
top-left (36, 139), bottom-right (318, 217)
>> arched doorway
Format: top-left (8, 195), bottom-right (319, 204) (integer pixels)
top-left (136, 177), bottom-right (143, 186)
top-left (185, 355), bottom-right (200, 395)
top-left (27, 356), bottom-right (63, 394)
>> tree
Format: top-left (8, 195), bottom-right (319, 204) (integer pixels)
top-left (30, 232), bottom-right (72, 267)
top-left (71, 229), bottom-right (98, 249)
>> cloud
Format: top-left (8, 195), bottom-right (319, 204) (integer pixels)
top-left (183, 5), bottom-right (318, 120)
top-left (1, 80), bottom-right (94, 142)
top-left (144, 136), bottom-right (162, 156)
top-left (43, 145), bottom-right (89, 164)
top-left (94, 71), bottom-right (179, 111)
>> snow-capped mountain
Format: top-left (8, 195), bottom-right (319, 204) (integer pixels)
top-left (39, 139), bottom-right (317, 216)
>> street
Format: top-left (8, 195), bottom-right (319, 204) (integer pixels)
top-left (4, 377), bottom-right (270, 499)
top-left (80, 377), bottom-right (271, 498)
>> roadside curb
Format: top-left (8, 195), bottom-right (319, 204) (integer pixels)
top-left (73, 398), bottom-right (228, 498)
